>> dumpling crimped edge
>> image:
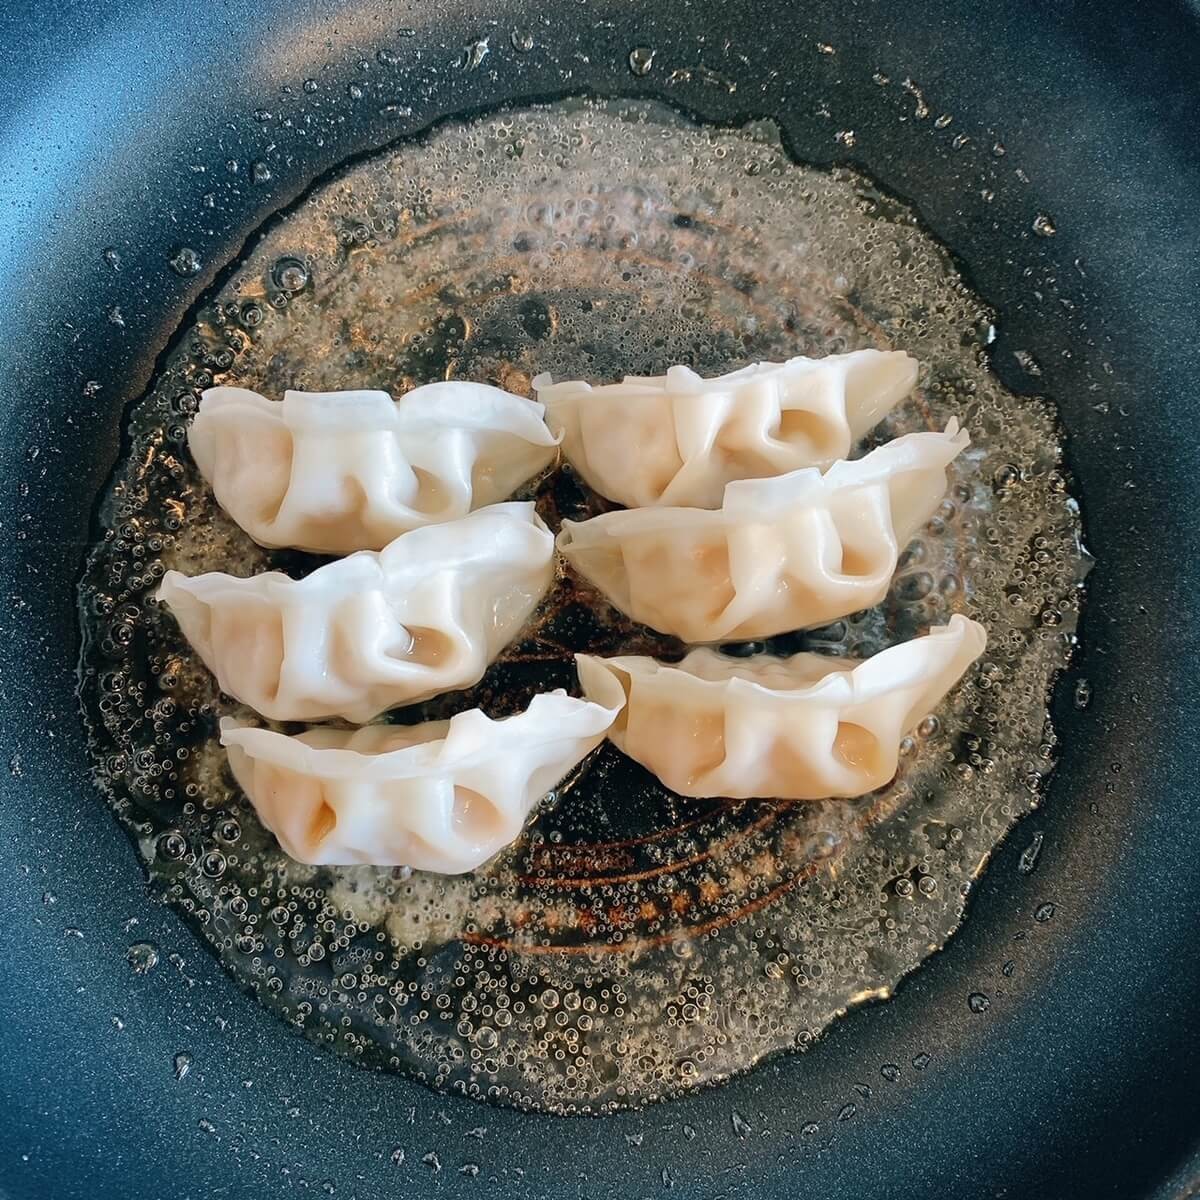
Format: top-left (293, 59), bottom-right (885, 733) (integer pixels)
top-left (218, 686), bottom-right (623, 780)
top-left (576, 614), bottom-right (988, 707)
top-left (555, 420), bottom-right (968, 545)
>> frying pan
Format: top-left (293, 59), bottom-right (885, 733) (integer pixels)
top-left (2, 0), bottom-right (1198, 1196)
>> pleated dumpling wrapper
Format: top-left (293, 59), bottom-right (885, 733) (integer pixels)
top-left (535, 349), bottom-right (918, 509)
top-left (576, 615), bottom-right (987, 800)
top-left (219, 690), bottom-right (621, 872)
top-left (189, 382), bottom-right (559, 554)
top-left (157, 503), bottom-right (554, 723)
top-left (557, 421), bottom-right (968, 643)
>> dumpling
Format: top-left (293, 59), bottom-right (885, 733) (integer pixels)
top-left (219, 690), bottom-right (620, 872)
top-left (157, 503), bottom-right (554, 723)
top-left (189, 382), bottom-right (559, 554)
top-left (557, 422), bottom-right (968, 643)
top-left (535, 349), bottom-right (918, 508)
top-left (576, 615), bottom-right (987, 800)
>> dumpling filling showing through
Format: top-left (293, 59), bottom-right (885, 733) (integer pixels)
top-left (190, 382), bottom-right (559, 554)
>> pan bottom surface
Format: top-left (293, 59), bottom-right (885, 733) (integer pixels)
top-left (77, 97), bottom-right (1087, 1112)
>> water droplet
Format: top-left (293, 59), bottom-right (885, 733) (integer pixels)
top-left (1013, 349), bottom-right (1043, 376)
top-left (198, 1118), bottom-right (217, 1136)
top-left (42, 890), bottom-right (56, 906)
top-left (237, 302), bottom-right (264, 330)
top-left (894, 877), bottom-right (914, 898)
top-left (64, 927), bottom-right (84, 939)
top-left (380, 103), bottom-right (413, 119)
top-left (173, 1051), bottom-right (192, 1080)
top-left (901, 78), bottom-right (930, 118)
top-left (880, 1063), bottom-right (901, 1082)
top-left (682, 1124), bottom-right (696, 1140)
top-left (8, 753), bottom-right (23, 777)
top-left (102, 247), bottom-right (122, 270)
top-left (157, 830), bottom-right (187, 860)
top-left (201, 850), bottom-right (226, 878)
top-left (216, 817), bottom-right (241, 843)
top-left (111, 1015), bottom-right (125, 1031)
top-left (897, 571), bottom-right (934, 603)
top-left (252, 108), bottom-right (272, 123)
top-left (816, 42), bottom-right (836, 55)
top-left (347, 83), bottom-right (364, 100)
top-left (838, 1102), bottom-right (857, 1121)
top-left (1034, 901), bottom-right (1056, 923)
top-left (272, 257), bottom-right (309, 292)
top-left (933, 113), bottom-right (953, 129)
top-left (108, 306), bottom-right (125, 327)
top-left (511, 30), bottom-right (534, 52)
top-left (169, 247), bottom-right (202, 277)
top-left (1018, 831), bottom-right (1044, 875)
top-left (625, 1131), bottom-right (644, 1147)
top-left (801, 1121), bottom-right (820, 1136)
top-left (912, 1052), bottom-right (931, 1070)
top-left (82, 379), bottom-right (101, 398)
top-left (459, 1163), bottom-right (480, 1177)
top-left (918, 875), bottom-right (938, 896)
top-left (461, 38), bottom-right (490, 71)
top-left (992, 463), bottom-right (1020, 494)
top-left (1073, 679), bottom-right (1092, 709)
top-left (303, 78), bottom-right (318, 93)
top-left (389, 1147), bottom-right (405, 1166)
top-left (251, 161), bottom-right (272, 185)
top-left (628, 47), bottom-right (656, 76)
top-left (834, 129), bottom-right (856, 147)
top-left (1032, 213), bottom-right (1057, 237)
top-left (126, 942), bottom-right (160, 974)
top-left (421, 1151), bottom-right (441, 1173)
top-left (1001, 959), bottom-right (1016, 977)
top-left (991, 142), bottom-right (1006, 157)
top-left (731, 1110), bottom-right (752, 1137)
top-left (473, 1025), bottom-right (498, 1050)
top-left (968, 991), bottom-right (991, 1013)
top-left (854, 1082), bottom-right (873, 1099)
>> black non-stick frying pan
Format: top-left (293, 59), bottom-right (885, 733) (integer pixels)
top-left (2, 0), bottom-right (1199, 1197)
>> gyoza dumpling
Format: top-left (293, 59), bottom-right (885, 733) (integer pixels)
top-left (535, 349), bottom-right (918, 509)
top-left (189, 382), bottom-right (559, 554)
top-left (157, 503), bottom-right (554, 723)
top-left (576, 615), bottom-right (986, 800)
top-left (219, 689), bottom-right (621, 872)
top-left (557, 421), bottom-right (968, 643)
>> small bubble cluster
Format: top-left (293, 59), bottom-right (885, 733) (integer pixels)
top-left (78, 99), bottom-right (1087, 1113)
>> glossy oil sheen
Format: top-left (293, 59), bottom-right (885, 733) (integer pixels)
top-left (78, 99), bottom-right (1088, 1112)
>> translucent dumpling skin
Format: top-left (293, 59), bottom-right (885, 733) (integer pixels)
top-left (576, 615), bottom-right (987, 800)
top-left (220, 689), bottom-right (621, 872)
top-left (157, 503), bottom-right (554, 723)
top-left (558, 422), bottom-right (968, 642)
top-left (536, 348), bottom-right (918, 509)
top-left (189, 383), bottom-right (559, 554)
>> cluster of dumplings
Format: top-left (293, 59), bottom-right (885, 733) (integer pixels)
top-left (158, 350), bottom-right (987, 874)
